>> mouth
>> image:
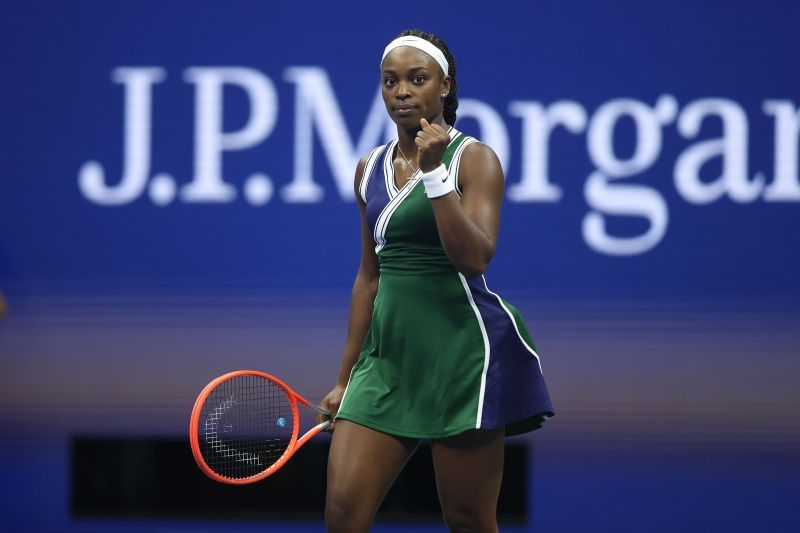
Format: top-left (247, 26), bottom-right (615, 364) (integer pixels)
top-left (394, 104), bottom-right (417, 114)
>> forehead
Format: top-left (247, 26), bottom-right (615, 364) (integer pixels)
top-left (381, 46), bottom-right (439, 72)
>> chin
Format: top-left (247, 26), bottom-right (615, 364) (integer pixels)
top-left (392, 115), bottom-right (422, 130)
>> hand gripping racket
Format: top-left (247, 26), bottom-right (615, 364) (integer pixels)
top-left (189, 370), bottom-right (330, 485)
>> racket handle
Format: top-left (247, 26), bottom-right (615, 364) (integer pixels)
top-left (304, 402), bottom-right (331, 416)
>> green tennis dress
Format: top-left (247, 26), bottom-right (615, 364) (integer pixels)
top-left (335, 128), bottom-right (554, 438)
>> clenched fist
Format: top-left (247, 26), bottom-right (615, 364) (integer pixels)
top-left (416, 118), bottom-right (450, 172)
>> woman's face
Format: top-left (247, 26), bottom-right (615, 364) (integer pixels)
top-left (381, 46), bottom-right (451, 129)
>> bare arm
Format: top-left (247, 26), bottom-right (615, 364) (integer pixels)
top-left (416, 120), bottom-right (503, 277)
top-left (318, 155), bottom-right (380, 425)
top-left (336, 189), bottom-right (380, 387)
top-left (427, 142), bottom-right (503, 277)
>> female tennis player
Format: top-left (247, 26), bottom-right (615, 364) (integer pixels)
top-left (319, 29), bottom-right (554, 532)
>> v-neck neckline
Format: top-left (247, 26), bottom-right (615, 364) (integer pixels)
top-left (388, 141), bottom-right (416, 194)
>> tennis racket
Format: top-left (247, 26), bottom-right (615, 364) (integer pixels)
top-left (189, 370), bottom-right (330, 485)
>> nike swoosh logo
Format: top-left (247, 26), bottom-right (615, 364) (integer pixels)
top-left (442, 175), bottom-right (448, 183)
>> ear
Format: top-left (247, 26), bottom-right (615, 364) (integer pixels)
top-left (441, 75), bottom-right (452, 98)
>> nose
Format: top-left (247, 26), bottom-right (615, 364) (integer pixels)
top-left (394, 80), bottom-right (411, 100)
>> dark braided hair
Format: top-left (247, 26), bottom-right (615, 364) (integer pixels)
top-left (398, 29), bottom-right (459, 126)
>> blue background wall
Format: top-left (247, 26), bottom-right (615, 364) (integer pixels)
top-left (1, 0), bottom-right (798, 531)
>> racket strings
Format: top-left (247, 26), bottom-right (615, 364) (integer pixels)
top-left (198, 374), bottom-right (293, 479)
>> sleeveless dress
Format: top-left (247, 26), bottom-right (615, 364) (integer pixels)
top-left (335, 128), bottom-right (554, 438)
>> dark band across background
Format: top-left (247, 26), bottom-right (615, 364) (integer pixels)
top-left (71, 437), bottom-right (527, 524)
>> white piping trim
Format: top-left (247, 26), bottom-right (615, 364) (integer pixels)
top-left (373, 172), bottom-right (421, 253)
top-left (359, 146), bottom-right (384, 203)
top-left (383, 140), bottom-right (398, 198)
top-left (449, 137), bottom-right (478, 197)
top-left (457, 273), bottom-right (491, 429)
top-left (445, 134), bottom-right (462, 176)
top-left (334, 364), bottom-right (358, 420)
top-left (481, 275), bottom-right (544, 374)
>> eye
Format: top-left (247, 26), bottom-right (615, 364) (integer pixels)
top-left (412, 75), bottom-right (425, 84)
top-left (383, 77), bottom-right (397, 87)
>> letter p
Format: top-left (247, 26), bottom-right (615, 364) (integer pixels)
top-left (182, 67), bottom-right (278, 202)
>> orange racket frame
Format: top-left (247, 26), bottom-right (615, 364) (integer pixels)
top-left (189, 370), bottom-right (330, 485)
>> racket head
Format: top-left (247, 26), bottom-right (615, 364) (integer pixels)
top-left (189, 370), bottom-right (300, 485)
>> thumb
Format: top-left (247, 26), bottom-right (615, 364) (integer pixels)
top-left (420, 117), bottom-right (430, 129)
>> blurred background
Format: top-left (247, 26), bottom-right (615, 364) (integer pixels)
top-left (1, 0), bottom-right (798, 531)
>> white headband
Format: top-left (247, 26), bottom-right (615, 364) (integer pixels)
top-left (381, 36), bottom-right (449, 76)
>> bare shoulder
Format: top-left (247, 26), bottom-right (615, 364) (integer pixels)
top-left (353, 152), bottom-right (371, 185)
top-left (461, 141), bottom-right (502, 171)
top-left (458, 141), bottom-right (504, 192)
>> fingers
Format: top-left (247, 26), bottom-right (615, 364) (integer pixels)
top-left (317, 407), bottom-right (336, 430)
top-left (318, 389), bottom-right (343, 430)
top-left (415, 127), bottom-right (444, 146)
top-left (317, 410), bottom-right (333, 427)
top-left (327, 401), bottom-right (340, 419)
top-left (415, 131), bottom-right (432, 146)
top-left (326, 403), bottom-right (338, 431)
top-left (418, 118), bottom-right (447, 135)
top-left (415, 119), bottom-right (450, 171)
top-left (415, 127), bottom-right (447, 149)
